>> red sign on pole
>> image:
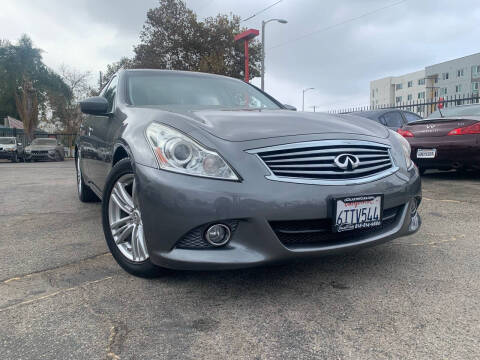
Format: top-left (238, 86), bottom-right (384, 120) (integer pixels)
top-left (234, 29), bottom-right (259, 83)
top-left (438, 97), bottom-right (444, 109)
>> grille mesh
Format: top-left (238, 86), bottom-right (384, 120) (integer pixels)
top-left (175, 220), bottom-right (239, 249)
top-left (256, 141), bottom-right (394, 181)
top-left (270, 205), bottom-right (403, 248)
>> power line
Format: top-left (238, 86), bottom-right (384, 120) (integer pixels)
top-left (241, 0), bottom-right (283, 22)
top-left (268, 0), bottom-right (407, 50)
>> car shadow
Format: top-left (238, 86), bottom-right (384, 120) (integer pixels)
top-left (150, 244), bottom-right (416, 298)
top-left (421, 169), bottom-right (480, 181)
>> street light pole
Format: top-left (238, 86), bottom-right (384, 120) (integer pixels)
top-left (261, 18), bottom-right (287, 91)
top-left (302, 88), bottom-right (314, 111)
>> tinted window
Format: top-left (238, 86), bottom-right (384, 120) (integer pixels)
top-left (403, 112), bottom-right (422, 123)
top-left (0, 138), bottom-right (15, 144)
top-left (126, 72), bottom-right (280, 110)
top-left (103, 76), bottom-right (118, 112)
top-left (382, 112), bottom-right (404, 128)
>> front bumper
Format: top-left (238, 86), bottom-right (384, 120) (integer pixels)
top-left (0, 151), bottom-right (16, 159)
top-left (25, 152), bottom-right (56, 161)
top-left (135, 163), bottom-right (422, 270)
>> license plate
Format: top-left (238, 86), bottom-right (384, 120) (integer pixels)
top-left (417, 149), bottom-right (436, 158)
top-left (334, 195), bottom-right (382, 232)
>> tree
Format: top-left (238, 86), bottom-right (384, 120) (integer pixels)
top-left (103, 0), bottom-right (261, 83)
top-left (0, 35), bottom-right (71, 140)
top-left (44, 65), bottom-right (93, 133)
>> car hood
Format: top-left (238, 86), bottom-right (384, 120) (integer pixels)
top-left (27, 145), bottom-right (56, 150)
top-left (150, 108), bottom-right (389, 141)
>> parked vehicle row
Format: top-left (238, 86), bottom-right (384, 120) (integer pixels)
top-left (0, 137), bottom-right (65, 162)
top-left (351, 106), bottom-right (479, 174)
top-left (398, 104), bottom-right (480, 174)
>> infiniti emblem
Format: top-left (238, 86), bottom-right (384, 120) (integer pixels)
top-left (334, 154), bottom-right (360, 171)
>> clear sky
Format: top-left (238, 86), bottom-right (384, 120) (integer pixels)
top-left (1, 0), bottom-right (479, 111)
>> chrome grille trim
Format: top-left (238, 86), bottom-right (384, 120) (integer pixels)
top-left (247, 140), bottom-right (399, 185)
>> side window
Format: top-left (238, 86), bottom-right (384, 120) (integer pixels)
top-left (103, 76), bottom-right (118, 113)
top-left (404, 112), bottom-right (422, 123)
top-left (382, 111), bottom-right (404, 128)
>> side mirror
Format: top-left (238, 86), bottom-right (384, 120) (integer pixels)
top-left (283, 104), bottom-right (297, 111)
top-left (80, 96), bottom-right (109, 115)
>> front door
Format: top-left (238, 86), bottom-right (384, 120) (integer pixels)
top-left (88, 76), bottom-right (119, 192)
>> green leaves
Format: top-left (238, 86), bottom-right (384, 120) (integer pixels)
top-left (103, 0), bottom-right (261, 84)
top-left (0, 35), bottom-right (71, 138)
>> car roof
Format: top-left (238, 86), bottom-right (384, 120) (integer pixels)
top-left (353, 109), bottom-right (419, 120)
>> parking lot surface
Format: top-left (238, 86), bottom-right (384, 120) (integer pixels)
top-left (1, 160), bottom-right (479, 359)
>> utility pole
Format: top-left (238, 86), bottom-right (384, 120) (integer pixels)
top-left (302, 88), bottom-right (314, 111)
top-left (261, 18), bottom-right (288, 91)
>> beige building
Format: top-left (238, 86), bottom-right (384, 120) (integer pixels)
top-left (370, 70), bottom-right (426, 108)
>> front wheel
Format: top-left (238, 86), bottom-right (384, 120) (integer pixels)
top-left (102, 158), bottom-right (163, 278)
top-left (11, 153), bottom-right (18, 163)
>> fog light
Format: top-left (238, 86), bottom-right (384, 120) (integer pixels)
top-left (204, 224), bottom-right (231, 246)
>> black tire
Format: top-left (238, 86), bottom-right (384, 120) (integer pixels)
top-left (102, 158), bottom-right (164, 278)
top-left (76, 154), bottom-right (98, 202)
top-left (11, 153), bottom-right (18, 163)
top-left (55, 151), bottom-right (62, 161)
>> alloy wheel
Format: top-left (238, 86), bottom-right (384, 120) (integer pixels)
top-left (108, 174), bottom-right (149, 262)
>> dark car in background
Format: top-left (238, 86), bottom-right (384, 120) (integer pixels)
top-left (398, 104), bottom-right (480, 174)
top-left (76, 69), bottom-right (421, 278)
top-left (25, 138), bottom-right (65, 162)
top-left (353, 109), bottom-right (422, 130)
top-left (0, 137), bottom-right (24, 162)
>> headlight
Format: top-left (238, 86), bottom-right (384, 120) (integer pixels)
top-left (25, 148), bottom-right (31, 153)
top-left (390, 130), bottom-right (413, 169)
top-left (49, 150), bottom-right (55, 154)
top-left (145, 123), bottom-right (239, 181)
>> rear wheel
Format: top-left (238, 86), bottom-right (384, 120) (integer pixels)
top-left (102, 158), bottom-right (163, 278)
top-left (76, 152), bottom-right (98, 202)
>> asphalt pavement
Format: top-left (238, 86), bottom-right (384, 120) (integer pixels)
top-left (0, 160), bottom-right (479, 359)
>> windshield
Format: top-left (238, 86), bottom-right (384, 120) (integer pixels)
top-left (126, 72), bottom-right (281, 110)
top-left (0, 138), bottom-right (15, 144)
top-left (31, 138), bottom-right (57, 146)
top-left (427, 104), bottom-right (480, 118)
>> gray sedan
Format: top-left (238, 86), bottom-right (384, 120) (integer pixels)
top-left (77, 69), bottom-right (421, 278)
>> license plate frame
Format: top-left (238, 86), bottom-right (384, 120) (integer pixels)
top-left (416, 148), bottom-right (436, 159)
top-left (333, 195), bottom-right (383, 233)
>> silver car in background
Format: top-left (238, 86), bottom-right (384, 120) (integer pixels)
top-left (0, 137), bottom-right (24, 162)
top-left (25, 138), bottom-right (65, 162)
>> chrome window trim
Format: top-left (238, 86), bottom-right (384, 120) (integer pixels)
top-left (247, 140), bottom-right (399, 186)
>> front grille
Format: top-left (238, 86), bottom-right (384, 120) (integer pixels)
top-left (248, 140), bottom-right (397, 185)
top-left (32, 150), bottom-right (48, 155)
top-left (270, 205), bottom-right (403, 249)
top-left (175, 220), bottom-right (239, 249)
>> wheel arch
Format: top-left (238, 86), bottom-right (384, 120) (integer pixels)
top-left (112, 141), bottom-right (135, 169)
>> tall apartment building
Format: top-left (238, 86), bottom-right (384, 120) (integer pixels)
top-left (370, 52), bottom-right (480, 109)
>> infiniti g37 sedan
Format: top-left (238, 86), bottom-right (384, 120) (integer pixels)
top-left (77, 69), bottom-right (421, 277)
